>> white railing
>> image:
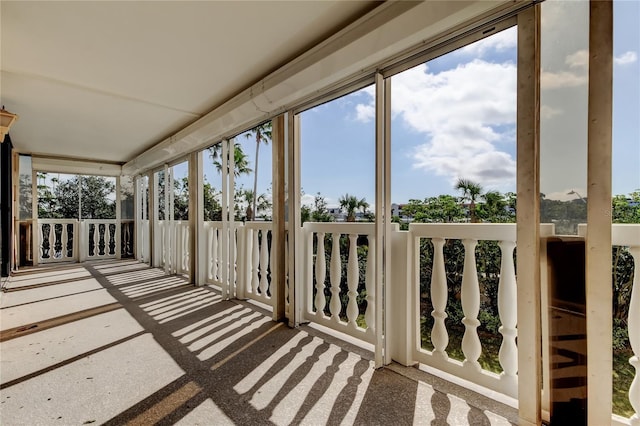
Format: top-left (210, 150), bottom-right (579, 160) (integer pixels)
top-left (174, 220), bottom-right (190, 276)
top-left (81, 220), bottom-right (118, 261)
top-left (204, 221), bottom-right (226, 286)
top-left (579, 224), bottom-right (640, 425)
top-left (407, 223), bottom-right (555, 399)
top-left (156, 220), bottom-right (190, 275)
top-left (31, 215), bottom-right (640, 421)
top-left (121, 219), bottom-right (135, 258)
top-left (302, 222), bottom-right (377, 344)
top-left (238, 222), bottom-right (273, 306)
top-left (138, 219), bottom-right (150, 263)
top-left (36, 219), bottom-right (78, 263)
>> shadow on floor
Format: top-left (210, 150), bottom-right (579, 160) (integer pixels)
top-left (0, 260), bottom-right (517, 425)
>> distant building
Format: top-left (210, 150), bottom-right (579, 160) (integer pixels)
top-left (391, 203), bottom-right (413, 223)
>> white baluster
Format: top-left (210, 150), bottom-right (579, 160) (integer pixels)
top-left (252, 229), bottom-right (260, 295)
top-left (498, 240), bottom-right (518, 382)
top-left (628, 246), bottom-right (640, 425)
top-left (259, 230), bottom-right (269, 296)
top-left (364, 236), bottom-right (375, 331)
top-left (268, 229), bottom-right (274, 299)
top-left (461, 238), bottom-right (481, 369)
top-left (207, 225), bottom-right (216, 280)
top-left (87, 223), bottom-right (98, 257)
top-left (285, 232), bottom-right (290, 316)
top-left (61, 224), bottom-right (68, 259)
top-left (183, 227), bottom-right (189, 273)
top-left (306, 228), bottom-right (314, 314)
top-left (96, 223), bottom-right (109, 256)
top-left (347, 234), bottom-right (359, 328)
top-left (211, 228), bottom-right (218, 281)
top-left (39, 223), bottom-right (45, 261)
top-left (315, 232), bottom-right (326, 315)
top-left (329, 233), bottom-right (342, 322)
top-left (49, 224), bottom-right (55, 259)
top-left (431, 237), bottom-right (449, 359)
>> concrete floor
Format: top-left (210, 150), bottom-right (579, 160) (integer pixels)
top-left (0, 260), bottom-right (518, 425)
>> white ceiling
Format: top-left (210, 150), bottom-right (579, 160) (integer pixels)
top-left (0, 1), bottom-right (378, 163)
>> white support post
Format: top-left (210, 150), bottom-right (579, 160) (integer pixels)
top-left (229, 139), bottom-right (236, 298)
top-left (383, 73), bottom-right (392, 365)
top-left (31, 169), bottom-right (39, 267)
top-left (169, 166), bottom-right (176, 274)
top-left (150, 172), bottom-right (158, 267)
top-left (164, 164), bottom-right (170, 275)
top-left (586, 2), bottom-right (613, 424)
top-left (190, 151), bottom-right (205, 286)
top-left (115, 176), bottom-right (122, 260)
top-left (221, 140), bottom-right (229, 299)
top-left (288, 112), bottom-right (303, 327)
top-left (143, 174), bottom-right (150, 263)
top-left (134, 176), bottom-right (141, 261)
top-left (272, 114), bottom-right (286, 321)
top-left (516, 6), bottom-right (542, 426)
top-left (374, 72), bottom-right (386, 368)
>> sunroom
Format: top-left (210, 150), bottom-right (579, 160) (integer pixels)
top-left (1, 1), bottom-right (638, 425)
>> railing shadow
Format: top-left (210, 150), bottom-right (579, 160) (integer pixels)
top-left (0, 261), bottom-right (516, 425)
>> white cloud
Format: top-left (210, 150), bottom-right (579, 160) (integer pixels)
top-left (614, 51), bottom-right (638, 66)
top-left (541, 50), bottom-right (589, 90)
top-left (566, 50), bottom-right (588, 68)
top-left (541, 104), bottom-right (563, 120)
top-left (355, 59), bottom-right (517, 187)
top-left (301, 193), bottom-right (315, 207)
top-left (355, 103), bottom-right (374, 122)
top-left (457, 27), bottom-right (517, 57)
top-left (541, 69), bottom-right (588, 89)
top-left (300, 193), bottom-right (336, 208)
top-left (545, 188), bottom-right (587, 202)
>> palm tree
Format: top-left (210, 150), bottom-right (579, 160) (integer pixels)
top-left (237, 189), bottom-right (271, 221)
top-left (245, 122), bottom-right (272, 221)
top-left (455, 178), bottom-right (483, 223)
top-left (339, 193), bottom-right (369, 222)
top-left (480, 190), bottom-right (507, 222)
top-left (208, 141), bottom-right (252, 177)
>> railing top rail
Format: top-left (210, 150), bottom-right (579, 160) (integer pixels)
top-left (408, 222), bottom-right (555, 241)
top-left (82, 219), bottom-right (118, 224)
top-left (578, 223), bottom-right (640, 247)
top-left (203, 221), bottom-right (244, 229)
top-left (37, 219), bottom-right (79, 224)
top-left (243, 221), bottom-right (273, 231)
top-left (303, 221), bottom-right (376, 234)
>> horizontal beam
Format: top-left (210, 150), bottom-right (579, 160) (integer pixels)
top-left (32, 156), bottom-right (122, 176)
top-left (123, 0), bottom-right (522, 176)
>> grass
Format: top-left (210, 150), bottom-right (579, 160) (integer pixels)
top-left (613, 348), bottom-right (634, 418)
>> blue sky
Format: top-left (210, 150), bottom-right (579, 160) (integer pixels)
top-left (185, 1), bottom-right (638, 209)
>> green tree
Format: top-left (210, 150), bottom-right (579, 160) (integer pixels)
top-left (37, 172), bottom-right (58, 218)
top-left (338, 193), bottom-right (369, 222)
top-left (173, 177), bottom-right (189, 220)
top-left (455, 178), bottom-right (483, 223)
top-left (237, 188), bottom-right (271, 221)
top-left (402, 195), bottom-right (465, 223)
top-left (245, 122), bottom-right (272, 221)
top-left (53, 176), bottom-right (116, 219)
top-left (203, 182), bottom-right (222, 221)
top-left (612, 191), bottom-right (640, 223)
top-left (208, 141), bottom-right (252, 177)
top-left (477, 191), bottom-right (514, 223)
top-left (306, 192), bottom-right (333, 223)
